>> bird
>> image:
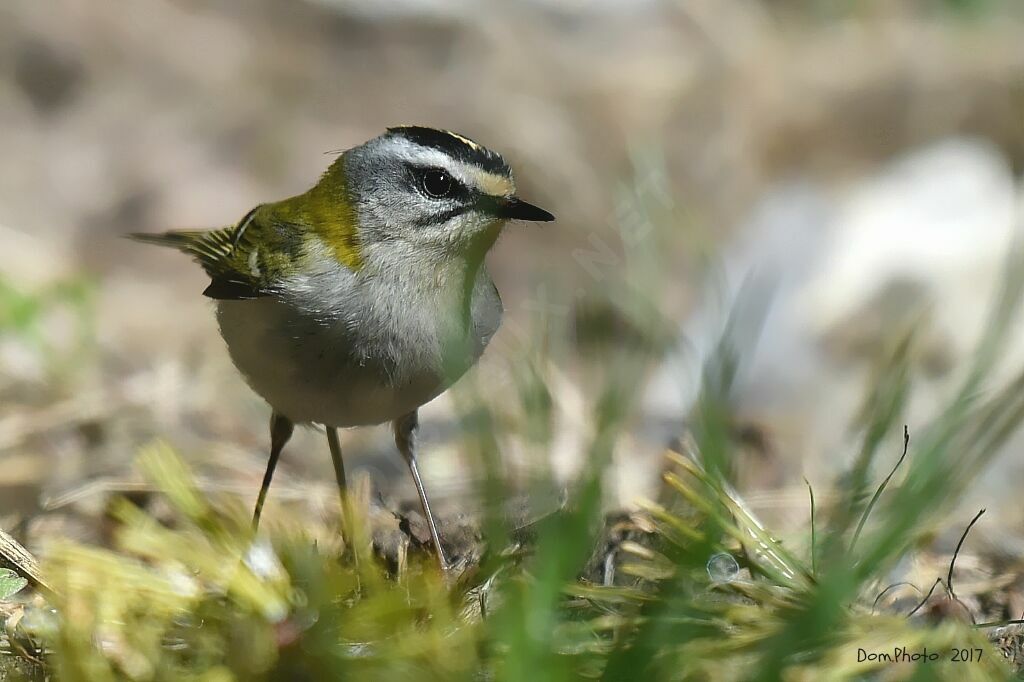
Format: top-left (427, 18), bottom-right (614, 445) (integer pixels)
top-left (131, 126), bottom-right (554, 569)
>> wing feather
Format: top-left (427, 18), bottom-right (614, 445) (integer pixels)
top-left (129, 207), bottom-right (266, 300)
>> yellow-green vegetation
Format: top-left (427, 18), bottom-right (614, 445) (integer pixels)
top-left (4, 2), bottom-right (1024, 679)
top-left (5, 182), bottom-right (1024, 678)
top-left (3, 160), bottom-right (1024, 681)
top-left (4, 256), bottom-right (1024, 680)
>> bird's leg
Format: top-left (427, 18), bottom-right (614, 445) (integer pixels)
top-left (326, 426), bottom-right (348, 497)
top-left (252, 412), bottom-right (294, 529)
top-left (394, 411), bottom-right (450, 570)
top-left (326, 426), bottom-right (361, 566)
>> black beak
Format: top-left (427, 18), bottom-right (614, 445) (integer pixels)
top-left (496, 197), bottom-right (555, 222)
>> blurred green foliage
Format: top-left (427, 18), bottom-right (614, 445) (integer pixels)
top-left (0, 570), bottom-right (27, 602)
top-left (0, 275), bottom-right (96, 382)
top-left (4, 276), bottom-right (1023, 679)
top-left (3, 162), bottom-right (1024, 681)
top-left (774, 0), bottom-right (1014, 21)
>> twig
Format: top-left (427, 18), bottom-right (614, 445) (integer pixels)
top-left (44, 476), bottom-right (338, 509)
top-left (901, 511), bottom-right (986, 623)
top-left (851, 425), bottom-right (910, 550)
top-left (907, 578), bottom-right (944, 618)
top-left (975, 619), bottom-right (1024, 629)
top-left (804, 478), bottom-right (816, 576)
top-left (872, 581), bottom-right (922, 614)
top-left (947, 508), bottom-right (986, 602)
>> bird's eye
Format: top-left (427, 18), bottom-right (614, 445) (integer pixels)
top-left (420, 168), bottom-right (455, 199)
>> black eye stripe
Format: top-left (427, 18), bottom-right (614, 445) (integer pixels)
top-left (411, 204), bottom-right (473, 228)
top-left (407, 164), bottom-right (471, 201)
top-left (410, 194), bottom-right (515, 228)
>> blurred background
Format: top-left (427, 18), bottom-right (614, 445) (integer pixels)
top-left (2, 0), bottom-right (1024, 556)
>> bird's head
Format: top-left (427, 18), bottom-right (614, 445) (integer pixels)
top-left (308, 126), bottom-right (554, 271)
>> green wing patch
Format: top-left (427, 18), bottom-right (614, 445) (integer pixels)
top-left (130, 207), bottom-right (280, 300)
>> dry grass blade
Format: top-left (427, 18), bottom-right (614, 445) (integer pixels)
top-left (666, 449), bottom-right (810, 588)
top-left (0, 529), bottom-right (53, 596)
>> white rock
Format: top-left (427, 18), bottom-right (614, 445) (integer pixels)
top-left (655, 137), bottom-right (1023, 482)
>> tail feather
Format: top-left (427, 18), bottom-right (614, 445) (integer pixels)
top-left (128, 228), bottom-right (236, 266)
top-left (129, 229), bottom-right (263, 300)
top-left (127, 230), bottom-right (201, 250)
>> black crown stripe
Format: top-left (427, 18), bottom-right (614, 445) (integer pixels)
top-left (387, 126), bottom-right (511, 176)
